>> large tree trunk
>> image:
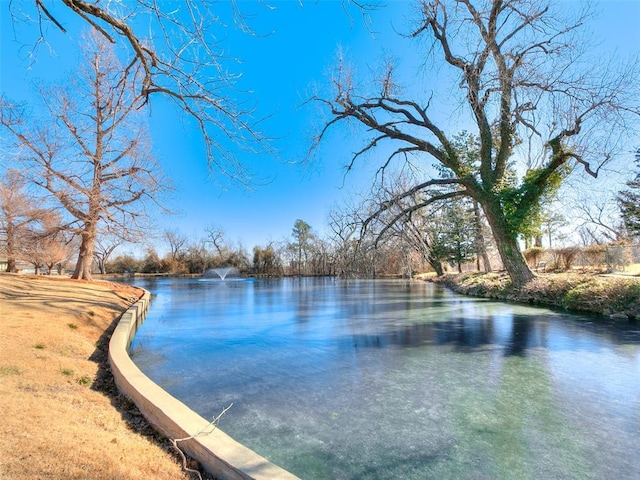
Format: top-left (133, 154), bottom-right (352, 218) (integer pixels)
top-left (482, 200), bottom-right (535, 288)
top-left (6, 258), bottom-right (16, 273)
top-left (421, 237), bottom-right (444, 276)
top-left (493, 229), bottom-right (534, 287)
top-left (427, 255), bottom-right (444, 276)
top-left (72, 227), bottom-right (96, 281)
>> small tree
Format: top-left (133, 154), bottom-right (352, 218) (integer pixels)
top-left (253, 243), bottom-right (282, 276)
top-left (327, 199), bottom-right (372, 277)
top-left (106, 254), bottom-right (139, 275)
top-left (439, 200), bottom-right (477, 273)
top-left (93, 236), bottom-right (122, 276)
top-left (140, 247), bottom-right (164, 274)
top-left (0, 170), bottom-right (52, 272)
top-left (23, 211), bottom-right (74, 275)
top-left (291, 219), bottom-right (315, 275)
top-left (183, 240), bottom-right (213, 275)
top-left (523, 247), bottom-right (545, 269)
top-left (163, 229), bottom-right (188, 264)
top-left (205, 226), bottom-right (227, 257)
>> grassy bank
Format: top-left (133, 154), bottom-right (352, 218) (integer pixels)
top-left (426, 272), bottom-right (640, 322)
top-left (0, 274), bottom-right (199, 480)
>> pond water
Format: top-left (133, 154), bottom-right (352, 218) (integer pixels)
top-left (128, 277), bottom-right (640, 479)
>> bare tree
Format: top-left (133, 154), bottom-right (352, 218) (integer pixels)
top-left (204, 225), bottom-right (227, 257)
top-left (183, 239), bottom-right (213, 274)
top-left (397, 212), bottom-right (446, 276)
top-left (0, 169), bottom-right (53, 272)
top-left (0, 33), bottom-right (168, 280)
top-left (356, 177), bottom-right (446, 276)
top-left (24, 224), bottom-right (75, 276)
top-left (327, 199), bottom-right (368, 276)
top-left (314, 0), bottom-right (640, 287)
top-left (568, 174), bottom-right (627, 244)
top-left (574, 198), bottom-right (626, 244)
top-left (163, 229), bottom-right (188, 262)
top-left (93, 235), bottom-right (122, 275)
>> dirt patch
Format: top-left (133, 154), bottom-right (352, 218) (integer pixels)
top-left (0, 273), bottom-right (200, 480)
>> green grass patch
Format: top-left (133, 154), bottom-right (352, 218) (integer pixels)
top-left (60, 368), bottom-right (74, 377)
top-left (34, 343), bottom-right (45, 350)
top-left (562, 278), bottom-right (640, 315)
top-left (67, 323), bottom-right (78, 330)
top-left (0, 365), bottom-right (22, 376)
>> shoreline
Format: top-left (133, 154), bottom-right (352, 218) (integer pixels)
top-left (422, 271), bottom-right (640, 322)
top-left (0, 273), bottom-right (198, 480)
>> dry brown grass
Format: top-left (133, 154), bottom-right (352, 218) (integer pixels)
top-left (430, 271), bottom-right (640, 320)
top-left (0, 273), bottom-right (194, 480)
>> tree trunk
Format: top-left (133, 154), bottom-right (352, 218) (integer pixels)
top-left (6, 224), bottom-right (17, 273)
top-left (481, 249), bottom-right (492, 273)
top-left (6, 257), bottom-right (16, 273)
top-left (427, 255), bottom-right (444, 276)
top-left (499, 239), bottom-right (535, 286)
top-left (534, 234), bottom-right (543, 247)
top-left (482, 200), bottom-right (535, 288)
top-left (72, 227), bottom-right (96, 281)
top-left (473, 201), bottom-right (492, 273)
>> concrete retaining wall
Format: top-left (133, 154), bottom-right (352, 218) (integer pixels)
top-left (108, 290), bottom-right (299, 480)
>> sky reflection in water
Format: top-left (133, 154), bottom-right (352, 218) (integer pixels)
top-left (130, 277), bottom-right (640, 480)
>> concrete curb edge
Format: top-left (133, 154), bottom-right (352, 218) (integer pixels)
top-left (108, 290), bottom-right (299, 480)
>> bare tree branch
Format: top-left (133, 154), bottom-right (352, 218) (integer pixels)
top-left (11, 0), bottom-right (279, 186)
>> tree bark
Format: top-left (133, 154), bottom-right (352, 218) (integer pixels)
top-left (534, 235), bottom-right (543, 247)
top-left (72, 227), bottom-right (96, 281)
top-left (6, 224), bottom-right (17, 273)
top-left (6, 258), bottom-right (17, 273)
top-left (481, 199), bottom-right (534, 288)
top-left (427, 255), bottom-right (444, 277)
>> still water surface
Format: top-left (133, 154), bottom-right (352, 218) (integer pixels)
top-left (129, 277), bottom-right (640, 479)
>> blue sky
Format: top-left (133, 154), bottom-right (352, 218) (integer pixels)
top-left (1, 1), bottom-right (639, 255)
